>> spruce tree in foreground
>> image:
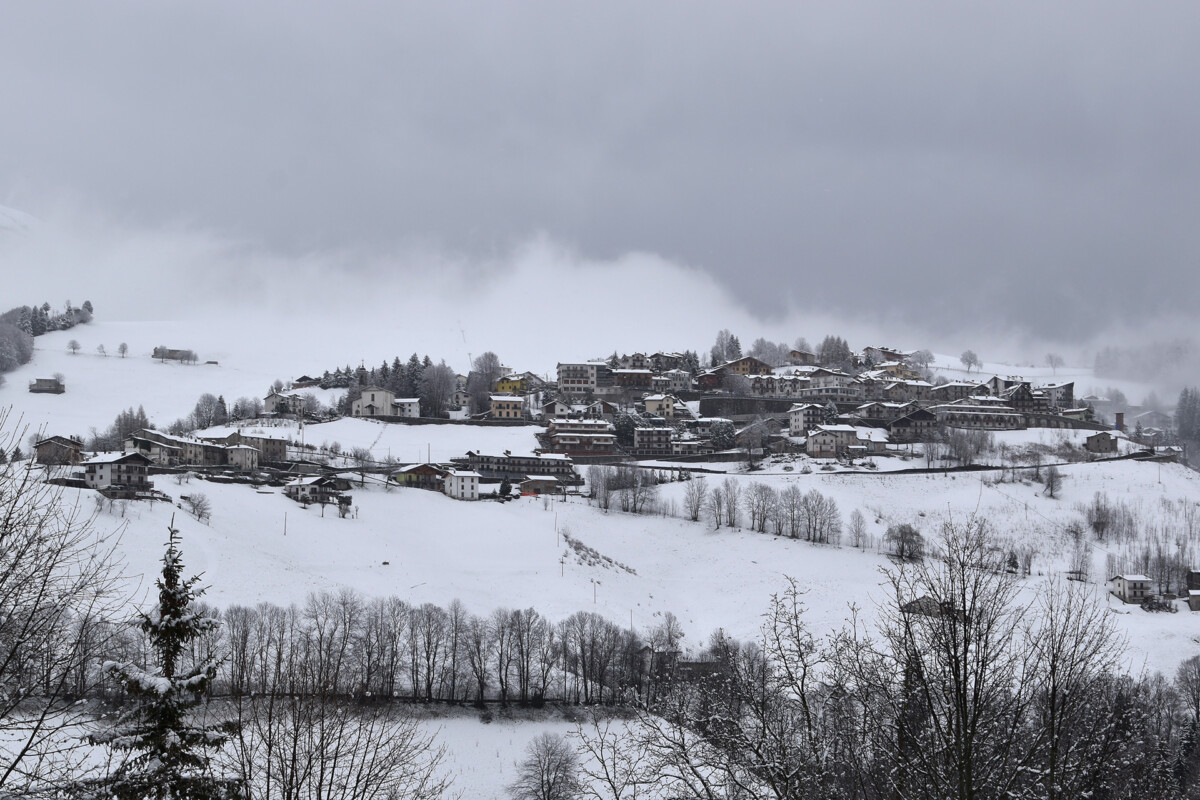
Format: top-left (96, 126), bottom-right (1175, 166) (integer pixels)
top-left (90, 519), bottom-right (241, 799)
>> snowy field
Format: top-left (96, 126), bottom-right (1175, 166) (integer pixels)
top-left (70, 454), bottom-right (1200, 680)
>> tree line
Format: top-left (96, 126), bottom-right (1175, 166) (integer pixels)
top-left (321, 352), bottom-right (461, 417)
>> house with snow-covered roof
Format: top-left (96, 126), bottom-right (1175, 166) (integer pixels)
top-left (444, 470), bottom-right (480, 501)
top-left (83, 452), bottom-right (153, 492)
top-left (788, 403), bottom-right (828, 436)
top-left (392, 463), bottom-right (449, 490)
top-left (490, 395), bottom-right (524, 420)
top-left (284, 475), bottom-right (351, 505)
top-left (643, 394), bottom-right (680, 420)
top-left (1108, 574), bottom-right (1153, 604)
top-left (805, 425), bottom-right (888, 458)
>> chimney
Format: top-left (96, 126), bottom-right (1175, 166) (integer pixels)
top-left (1115, 411), bottom-right (1124, 431)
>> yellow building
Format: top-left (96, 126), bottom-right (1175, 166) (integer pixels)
top-left (495, 374), bottom-right (528, 394)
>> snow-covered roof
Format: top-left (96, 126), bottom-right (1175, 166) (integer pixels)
top-left (446, 470), bottom-right (481, 478)
top-left (84, 451), bottom-right (149, 465)
top-left (1113, 574), bottom-right (1151, 582)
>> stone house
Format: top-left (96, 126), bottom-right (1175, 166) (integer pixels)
top-left (1085, 430), bottom-right (1122, 455)
top-left (34, 435), bottom-right (83, 465)
top-left (28, 377), bottom-right (66, 394)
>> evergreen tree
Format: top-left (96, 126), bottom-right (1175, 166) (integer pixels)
top-left (728, 335), bottom-right (742, 360)
top-left (89, 522), bottom-right (241, 799)
top-left (710, 420), bottom-right (736, 450)
top-left (613, 412), bottom-right (637, 447)
top-left (214, 395), bottom-right (229, 426)
top-left (405, 352), bottom-right (424, 396)
top-left (1177, 387), bottom-right (1200, 441)
top-left (681, 350), bottom-right (700, 375)
top-left (389, 356), bottom-right (405, 392)
top-left (30, 304), bottom-right (47, 335)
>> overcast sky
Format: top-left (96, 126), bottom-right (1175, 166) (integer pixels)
top-left (2, 2), bottom-right (1199, 353)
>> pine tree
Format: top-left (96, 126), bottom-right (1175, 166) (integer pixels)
top-left (405, 352), bottom-right (424, 396)
top-left (89, 522), bottom-right (241, 799)
top-left (30, 305), bottom-right (47, 336)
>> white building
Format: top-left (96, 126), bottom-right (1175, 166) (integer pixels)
top-left (806, 425), bottom-right (889, 458)
top-left (1108, 574), bottom-right (1152, 604)
top-left (788, 403), bottom-right (827, 436)
top-left (556, 361), bottom-right (612, 394)
top-left (83, 452), bottom-right (153, 491)
top-left (351, 387), bottom-right (420, 418)
top-left (444, 469), bottom-right (480, 501)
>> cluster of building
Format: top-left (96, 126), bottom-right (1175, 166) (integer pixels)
top-left (445, 346), bottom-right (1127, 462)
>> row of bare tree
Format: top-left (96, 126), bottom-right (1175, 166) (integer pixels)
top-left (557, 520), bottom-right (1200, 800)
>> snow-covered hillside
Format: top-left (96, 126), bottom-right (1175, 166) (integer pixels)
top-left (64, 453), bottom-right (1200, 679)
top-left (5, 317), bottom-right (1200, 792)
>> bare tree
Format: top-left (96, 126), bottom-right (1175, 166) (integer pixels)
top-left (1043, 465), bottom-right (1063, 498)
top-left (705, 485), bottom-right (725, 529)
top-left (0, 411), bottom-right (126, 795)
top-left (184, 491), bottom-right (212, 523)
top-left (226, 694), bottom-right (453, 800)
top-left (1045, 353), bottom-right (1065, 374)
top-left (509, 732), bottom-right (581, 800)
top-left (747, 482), bottom-right (778, 533)
top-left (959, 349), bottom-right (980, 372)
top-left (680, 474), bottom-right (708, 523)
top-left (67, 339), bottom-right (81, 355)
top-left (1178, 655), bottom-right (1200, 721)
top-left (95, 343), bottom-right (106, 357)
top-left (721, 477), bottom-right (741, 528)
top-left (117, 342), bottom-right (128, 358)
top-left (885, 522), bottom-right (924, 561)
top-left (799, 489), bottom-right (841, 544)
top-left (592, 466), bottom-right (614, 512)
top-left (910, 349), bottom-right (935, 370)
top-left (849, 508), bottom-right (868, 549)
top-left (467, 351), bottom-right (503, 413)
top-left (573, 712), bottom-right (653, 800)
top-left (420, 360), bottom-right (458, 417)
